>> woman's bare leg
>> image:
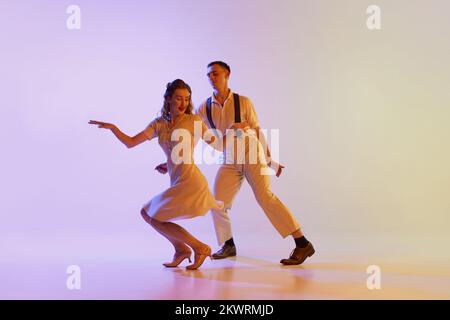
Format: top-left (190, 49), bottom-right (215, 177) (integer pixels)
top-left (150, 219), bottom-right (211, 270)
top-left (141, 209), bottom-right (190, 253)
top-left (141, 209), bottom-right (211, 269)
top-left (148, 217), bottom-right (206, 250)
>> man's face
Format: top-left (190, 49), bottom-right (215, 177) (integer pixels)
top-left (207, 64), bottom-right (229, 90)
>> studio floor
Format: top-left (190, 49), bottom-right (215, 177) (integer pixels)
top-left (2, 233), bottom-right (449, 299)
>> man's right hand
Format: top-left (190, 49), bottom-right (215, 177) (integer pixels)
top-left (155, 162), bottom-right (168, 174)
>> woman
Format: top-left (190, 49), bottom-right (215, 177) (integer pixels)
top-left (89, 79), bottom-right (225, 270)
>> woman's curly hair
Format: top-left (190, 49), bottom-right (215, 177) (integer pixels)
top-left (161, 79), bottom-right (194, 121)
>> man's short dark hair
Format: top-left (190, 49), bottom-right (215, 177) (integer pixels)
top-left (207, 61), bottom-right (231, 74)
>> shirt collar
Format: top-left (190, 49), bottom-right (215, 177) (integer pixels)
top-left (211, 89), bottom-right (233, 106)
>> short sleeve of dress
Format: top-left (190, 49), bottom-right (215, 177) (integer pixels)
top-left (143, 117), bottom-right (160, 140)
top-left (244, 97), bottom-right (260, 128)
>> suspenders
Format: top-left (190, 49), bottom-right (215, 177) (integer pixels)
top-left (206, 93), bottom-right (241, 130)
top-left (233, 93), bottom-right (241, 123)
top-left (206, 97), bottom-right (215, 129)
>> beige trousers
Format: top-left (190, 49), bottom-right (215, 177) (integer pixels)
top-left (211, 160), bottom-right (301, 245)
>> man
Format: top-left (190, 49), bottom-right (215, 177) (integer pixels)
top-left (157, 61), bottom-right (314, 265)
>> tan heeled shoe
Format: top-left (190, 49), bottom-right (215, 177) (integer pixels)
top-left (186, 245), bottom-right (212, 270)
top-left (163, 251), bottom-right (192, 268)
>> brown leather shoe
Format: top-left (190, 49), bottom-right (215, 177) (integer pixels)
top-left (280, 242), bottom-right (315, 265)
top-left (212, 244), bottom-right (237, 259)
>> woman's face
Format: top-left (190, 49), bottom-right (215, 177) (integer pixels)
top-left (168, 88), bottom-right (190, 118)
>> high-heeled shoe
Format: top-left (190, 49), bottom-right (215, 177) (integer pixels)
top-left (186, 245), bottom-right (212, 270)
top-left (163, 250), bottom-right (192, 268)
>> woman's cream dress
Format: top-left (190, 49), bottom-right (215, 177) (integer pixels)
top-left (142, 113), bottom-right (223, 221)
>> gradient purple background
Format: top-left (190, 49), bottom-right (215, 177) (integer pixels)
top-left (1, 0), bottom-right (450, 299)
top-left (2, 0), bottom-right (322, 240)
